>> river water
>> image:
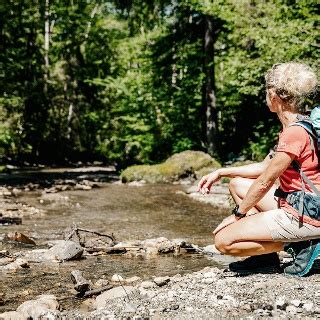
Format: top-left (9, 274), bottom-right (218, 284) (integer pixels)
top-left (1, 182), bottom-right (229, 312)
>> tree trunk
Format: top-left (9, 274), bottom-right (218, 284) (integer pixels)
top-left (44, 0), bottom-right (50, 93)
top-left (204, 15), bottom-right (218, 156)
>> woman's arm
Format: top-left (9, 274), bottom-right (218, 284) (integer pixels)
top-left (198, 152), bottom-right (273, 194)
top-left (238, 151), bottom-right (295, 214)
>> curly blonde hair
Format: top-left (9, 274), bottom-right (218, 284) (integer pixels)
top-left (265, 62), bottom-right (318, 112)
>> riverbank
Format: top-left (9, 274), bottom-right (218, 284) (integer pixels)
top-left (1, 168), bottom-right (320, 319)
top-left (2, 263), bottom-right (320, 319)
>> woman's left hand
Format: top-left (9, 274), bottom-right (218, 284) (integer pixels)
top-left (213, 215), bottom-right (238, 235)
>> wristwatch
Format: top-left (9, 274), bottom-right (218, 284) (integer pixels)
top-left (232, 205), bottom-right (247, 219)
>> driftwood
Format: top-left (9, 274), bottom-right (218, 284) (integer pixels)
top-left (85, 246), bottom-right (129, 254)
top-left (0, 217), bottom-right (22, 225)
top-left (80, 285), bottom-right (114, 298)
top-left (71, 270), bottom-right (90, 293)
top-left (65, 224), bottom-right (116, 246)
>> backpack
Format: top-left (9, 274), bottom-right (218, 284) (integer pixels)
top-left (286, 106), bottom-right (320, 218)
top-left (291, 106), bottom-right (320, 159)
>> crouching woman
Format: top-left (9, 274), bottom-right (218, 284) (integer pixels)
top-left (198, 62), bottom-right (320, 276)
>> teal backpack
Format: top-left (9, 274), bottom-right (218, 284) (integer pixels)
top-left (287, 105), bottom-right (320, 218)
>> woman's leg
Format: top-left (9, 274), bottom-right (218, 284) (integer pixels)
top-left (213, 178), bottom-right (279, 235)
top-left (214, 210), bottom-right (284, 257)
top-left (228, 177), bottom-right (278, 213)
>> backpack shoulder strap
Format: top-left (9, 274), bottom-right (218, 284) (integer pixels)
top-left (289, 120), bottom-right (319, 156)
top-left (290, 120), bottom-right (318, 141)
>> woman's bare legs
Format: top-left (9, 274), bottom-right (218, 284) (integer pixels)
top-left (228, 177), bottom-right (278, 213)
top-left (214, 177), bottom-right (282, 256)
top-left (214, 211), bottom-right (284, 256)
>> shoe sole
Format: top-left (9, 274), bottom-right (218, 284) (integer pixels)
top-left (284, 242), bottom-right (320, 277)
top-left (229, 266), bottom-right (281, 274)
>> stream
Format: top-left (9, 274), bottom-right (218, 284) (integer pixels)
top-left (1, 179), bottom-right (229, 312)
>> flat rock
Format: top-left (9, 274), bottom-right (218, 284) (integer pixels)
top-left (45, 240), bottom-right (83, 261)
top-left (0, 311), bottom-right (25, 320)
top-left (5, 232), bottom-right (36, 245)
top-left (154, 276), bottom-right (170, 287)
top-left (1, 258), bottom-right (29, 271)
top-left (16, 295), bottom-right (59, 319)
top-left (94, 286), bottom-right (136, 309)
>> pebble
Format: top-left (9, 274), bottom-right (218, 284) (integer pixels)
top-left (290, 299), bottom-right (302, 307)
top-left (140, 281), bottom-right (156, 289)
top-left (202, 278), bottom-right (214, 284)
top-left (276, 296), bottom-right (288, 310)
top-left (303, 302), bottom-right (314, 312)
top-left (154, 276), bottom-right (170, 287)
top-left (286, 305), bottom-right (297, 314)
top-left (111, 274), bottom-right (124, 282)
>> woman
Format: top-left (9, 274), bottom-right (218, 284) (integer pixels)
top-left (198, 62), bottom-right (320, 276)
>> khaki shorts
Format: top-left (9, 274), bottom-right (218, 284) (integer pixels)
top-left (262, 209), bottom-right (320, 242)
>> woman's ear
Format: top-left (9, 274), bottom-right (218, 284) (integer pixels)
top-left (268, 88), bottom-right (277, 100)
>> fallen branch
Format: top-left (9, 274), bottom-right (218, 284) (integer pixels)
top-left (85, 246), bottom-right (128, 254)
top-left (65, 224), bottom-right (116, 245)
top-left (79, 285), bottom-right (114, 298)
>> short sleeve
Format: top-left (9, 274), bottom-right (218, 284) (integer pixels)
top-left (276, 126), bottom-right (308, 158)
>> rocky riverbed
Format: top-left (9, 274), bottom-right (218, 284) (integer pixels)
top-left (2, 262), bottom-right (320, 319)
top-left (1, 166), bottom-right (320, 319)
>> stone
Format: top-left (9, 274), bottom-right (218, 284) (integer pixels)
top-left (111, 274), bottom-right (124, 282)
top-left (154, 276), bottom-right (170, 287)
top-left (140, 281), bottom-right (156, 289)
top-left (290, 299), bottom-right (302, 307)
top-left (276, 296), bottom-right (288, 310)
top-left (94, 286), bottom-right (136, 309)
top-left (203, 271), bottom-right (216, 278)
top-left (202, 278), bottom-right (214, 284)
top-left (0, 257), bottom-right (15, 267)
top-left (0, 311), bottom-right (25, 320)
top-left (120, 150), bottom-right (220, 183)
top-left (286, 305), bottom-right (297, 314)
top-left (125, 276), bottom-right (141, 284)
top-left (45, 240), bottom-right (83, 261)
top-left (16, 295), bottom-right (59, 319)
top-left (303, 302), bottom-right (314, 312)
top-left (6, 232), bottom-right (36, 245)
top-left (1, 258), bottom-right (29, 271)
top-left (94, 279), bottom-right (110, 288)
top-left (145, 247), bottom-right (159, 256)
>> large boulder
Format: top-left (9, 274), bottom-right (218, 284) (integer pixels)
top-left (121, 150), bottom-right (220, 183)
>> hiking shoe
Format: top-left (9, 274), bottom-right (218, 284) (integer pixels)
top-left (284, 241), bottom-right (310, 260)
top-left (228, 253), bottom-right (281, 273)
top-left (284, 239), bottom-right (320, 277)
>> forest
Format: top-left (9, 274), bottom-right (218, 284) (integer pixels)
top-left (1, 0), bottom-right (319, 168)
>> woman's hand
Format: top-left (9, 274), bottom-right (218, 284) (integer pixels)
top-left (197, 170), bottom-right (221, 194)
top-left (213, 215), bottom-right (238, 235)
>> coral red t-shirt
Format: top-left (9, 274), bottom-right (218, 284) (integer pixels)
top-left (276, 125), bottom-right (320, 226)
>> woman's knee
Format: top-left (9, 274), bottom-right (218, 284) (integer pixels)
top-left (228, 177), bottom-right (245, 195)
top-left (213, 231), bottom-right (232, 254)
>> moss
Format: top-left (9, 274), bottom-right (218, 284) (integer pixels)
top-left (121, 150), bottom-right (221, 183)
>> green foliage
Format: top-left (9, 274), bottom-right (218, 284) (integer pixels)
top-left (0, 0), bottom-right (319, 165)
